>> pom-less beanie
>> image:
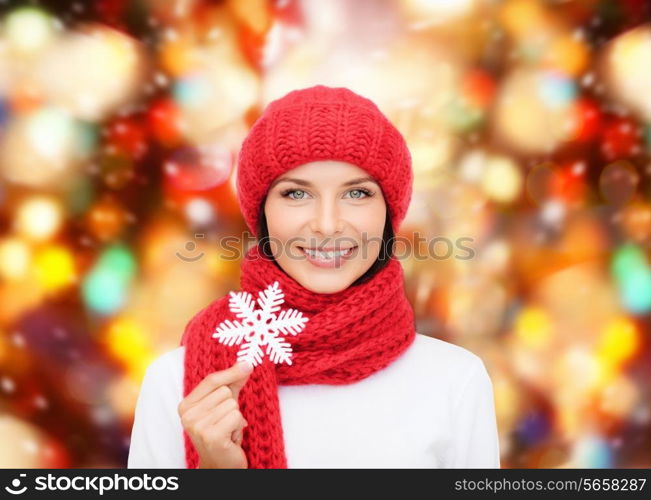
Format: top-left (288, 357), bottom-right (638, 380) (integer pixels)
top-left (235, 84), bottom-right (413, 236)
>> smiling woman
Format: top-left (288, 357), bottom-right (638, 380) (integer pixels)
top-left (127, 85), bottom-right (500, 469)
top-left (260, 160), bottom-right (393, 293)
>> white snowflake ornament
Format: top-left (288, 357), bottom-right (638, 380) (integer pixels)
top-left (213, 281), bottom-right (309, 368)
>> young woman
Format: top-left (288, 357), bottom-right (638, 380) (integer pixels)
top-left (127, 85), bottom-right (500, 469)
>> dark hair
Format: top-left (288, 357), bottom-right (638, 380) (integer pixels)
top-left (256, 197), bottom-right (395, 287)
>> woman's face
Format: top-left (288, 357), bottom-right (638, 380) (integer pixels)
top-left (263, 160), bottom-right (387, 294)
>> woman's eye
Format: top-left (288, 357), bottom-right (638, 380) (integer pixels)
top-left (347, 188), bottom-right (372, 199)
top-left (283, 189), bottom-right (307, 200)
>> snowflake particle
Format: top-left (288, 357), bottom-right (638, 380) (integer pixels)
top-left (213, 281), bottom-right (309, 367)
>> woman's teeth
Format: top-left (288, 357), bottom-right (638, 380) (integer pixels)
top-left (301, 247), bottom-right (354, 259)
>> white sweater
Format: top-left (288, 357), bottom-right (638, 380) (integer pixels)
top-left (127, 333), bottom-right (501, 468)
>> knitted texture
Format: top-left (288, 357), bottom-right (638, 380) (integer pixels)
top-left (180, 245), bottom-right (416, 468)
top-left (235, 84), bottom-right (413, 236)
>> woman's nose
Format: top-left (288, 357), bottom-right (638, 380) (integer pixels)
top-left (309, 200), bottom-right (343, 236)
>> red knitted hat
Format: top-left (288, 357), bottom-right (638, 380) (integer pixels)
top-left (235, 85), bottom-right (413, 237)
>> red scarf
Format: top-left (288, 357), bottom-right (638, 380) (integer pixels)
top-left (180, 244), bottom-right (416, 468)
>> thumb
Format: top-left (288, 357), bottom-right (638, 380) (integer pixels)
top-left (228, 361), bottom-right (253, 400)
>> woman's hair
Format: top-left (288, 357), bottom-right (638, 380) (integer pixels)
top-left (256, 196), bottom-right (395, 287)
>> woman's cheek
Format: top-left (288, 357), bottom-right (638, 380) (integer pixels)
top-left (267, 212), bottom-right (307, 256)
top-left (350, 204), bottom-right (386, 237)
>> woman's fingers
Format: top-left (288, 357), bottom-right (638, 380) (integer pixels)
top-left (228, 366), bottom-right (253, 401)
top-left (190, 399), bottom-right (246, 439)
top-left (232, 418), bottom-right (248, 444)
top-left (179, 366), bottom-right (252, 469)
top-left (207, 410), bottom-right (247, 445)
top-left (180, 384), bottom-right (233, 424)
top-left (179, 361), bottom-right (252, 412)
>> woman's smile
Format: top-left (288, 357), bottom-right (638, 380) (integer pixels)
top-left (298, 245), bottom-right (359, 269)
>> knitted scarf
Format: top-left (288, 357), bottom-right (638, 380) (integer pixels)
top-left (179, 244), bottom-right (416, 468)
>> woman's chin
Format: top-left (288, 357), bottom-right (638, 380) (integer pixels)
top-left (275, 254), bottom-right (377, 294)
top-left (289, 268), bottom-right (358, 294)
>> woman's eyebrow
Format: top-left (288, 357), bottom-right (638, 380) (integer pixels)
top-left (341, 177), bottom-right (378, 187)
top-left (270, 177), bottom-right (310, 188)
top-left (270, 176), bottom-right (378, 188)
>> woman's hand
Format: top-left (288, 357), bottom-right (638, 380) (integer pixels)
top-left (178, 360), bottom-right (253, 469)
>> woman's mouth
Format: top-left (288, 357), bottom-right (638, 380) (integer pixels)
top-left (298, 246), bottom-right (358, 269)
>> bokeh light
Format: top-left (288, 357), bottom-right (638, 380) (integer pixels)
top-left (0, 0), bottom-right (649, 469)
top-left (13, 196), bottom-right (63, 241)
